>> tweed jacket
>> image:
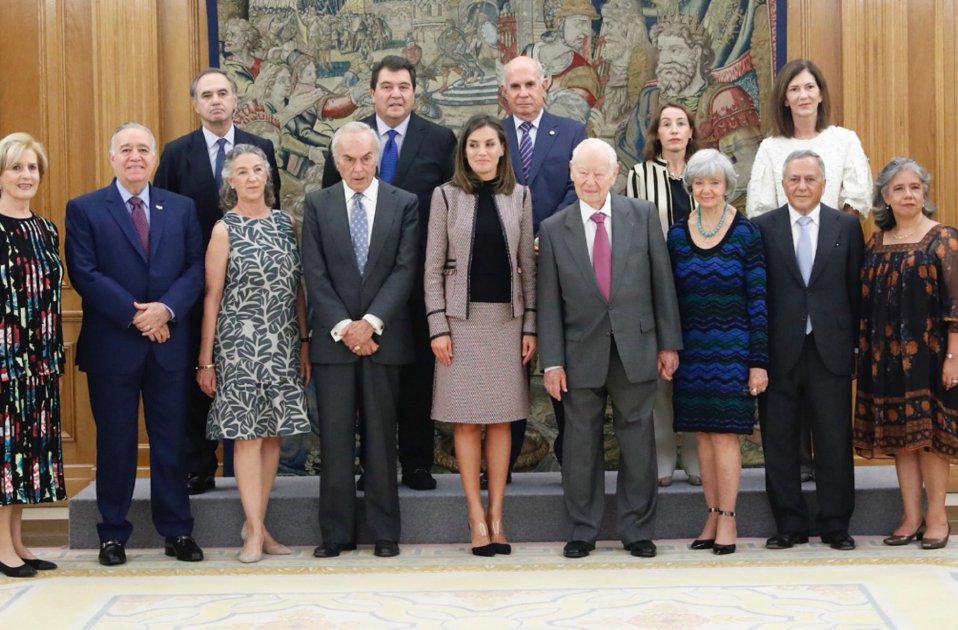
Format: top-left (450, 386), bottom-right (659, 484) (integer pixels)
top-left (424, 182), bottom-right (536, 339)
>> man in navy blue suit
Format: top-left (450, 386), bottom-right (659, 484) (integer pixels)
top-left (501, 55), bottom-right (588, 472)
top-left (154, 68), bottom-right (281, 494)
top-left (66, 123), bottom-right (205, 566)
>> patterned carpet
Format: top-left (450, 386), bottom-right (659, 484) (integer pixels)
top-left (4, 538), bottom-right (956, 628)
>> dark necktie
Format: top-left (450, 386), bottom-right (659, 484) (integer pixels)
top-left (518, 121), bottom-right (533, 181)
top-left (380, 129), bottom-right (398, 184)
top-left (214, 137), bottom-right (228, 191)
top-left (129, 196), bottom-right (150, 258)
top-left (591, 212), bottom-right (611, 301)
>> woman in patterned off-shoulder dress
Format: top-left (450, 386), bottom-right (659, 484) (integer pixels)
top-left (0, 133), bottom-right (66, 578)
top-left (196, 145), bottom-right (310, 563)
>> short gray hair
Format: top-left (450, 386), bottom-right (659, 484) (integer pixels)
top-left (219, 144), bottom-right (275, 210)
top-left (683, 148), bottom-right (737, 202)
top-left (872, 156), bottom-right (936, 230)
top-left (331, 121), bottom-right (381, 162)
top-left (109, 122), bottom-right (157, 154)
top-left (571, 138), bottom-right (617, 171)
top-left (782, 150), bottom-right (826, 180)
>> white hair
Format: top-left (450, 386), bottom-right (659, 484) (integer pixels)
top-left (571, 138), bottom-right (617, 170)
top-left (331, 121), bottom-right (381, 162)
top-left (109, 122), bottom-right (157, 154)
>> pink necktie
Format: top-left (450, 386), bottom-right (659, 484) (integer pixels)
top-left (591, 212), bottom-right (611, 301)
top-left (129, 196), bottom-right (150, 258)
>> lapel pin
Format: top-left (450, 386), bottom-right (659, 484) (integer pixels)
top-left (549, 130), bottom-right (556, 136)
top-left (155, 204), bottom-right (163, 210)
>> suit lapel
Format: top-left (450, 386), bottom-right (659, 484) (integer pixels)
top-left (610, 198), bottom-right (635, 302)
top-left (808, 207), bottom-right (840, 286)
top-left (772, 208), bottom-right (805, 286)
top-left (503, 117), bottom-right (525, 185)
top-left (147, 185), bottom-right (167, 259)
top-left (392, 114), bottom-right (423, 187)
top-left (562, 204), bottom-right (605, 301)
top-left (105, 182), bottom-right (149, 263)
top-left (366, 184), bottom-right (397, 276)
top-left (528, 111), bottom-right (559, 183)
top-left (189, 129), bottom-right (216, 186)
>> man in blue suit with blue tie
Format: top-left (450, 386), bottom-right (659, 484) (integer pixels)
top-left (66, 123), bottom-right (206, 566)
top-left (501, 55), bottom-right (587, 472)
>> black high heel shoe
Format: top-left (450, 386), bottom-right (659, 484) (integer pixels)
top-left (470, 521), bottom-right (496, 557)
top-left (921, 524), bottom-right (950, 550)
top-left (489, 520), bottom-right (512, 555)
top-left (712, 510), bottom-right (737, 555)
top-left (0, 561), bottom-right (37, 578)
top-left (690, 507), bottom-right (719, 550)
top-left (883, 520), bottom-right (925, 546)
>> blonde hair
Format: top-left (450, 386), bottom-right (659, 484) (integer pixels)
top-left (0, 132), bottom-right (49, 178)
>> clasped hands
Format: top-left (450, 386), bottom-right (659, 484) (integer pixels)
top-left (342, 319), bottom-right (378, 356)
top-left (133, 301), bottom-right (171, 343)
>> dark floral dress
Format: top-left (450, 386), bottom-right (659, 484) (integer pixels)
top-left (854, 224), bottom-right (958, 461)
top-left (0, 213), bottom-right (66, 504)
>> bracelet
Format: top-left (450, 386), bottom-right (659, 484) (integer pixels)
top-left (196, 363), bottom-right (214, 370)
top-left (300, 336), bottom-right (311, 343)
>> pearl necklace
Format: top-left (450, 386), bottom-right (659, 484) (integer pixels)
top-left (888, 219), bottom-right (924, 241)
top-left (695, 205), bottom-right (728, 238)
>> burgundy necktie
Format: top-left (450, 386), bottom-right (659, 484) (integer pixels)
top-left (591, 212), bottom-right (611, 301)
top-left (129, 196), bottom-right (150, 258)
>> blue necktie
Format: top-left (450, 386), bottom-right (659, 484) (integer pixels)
top-left (350, 192), bottom-right (369, 273)
top-left (379, 129), bottom-right (398, 184)
top-left (518, 121), bottom-right (533, 181)
top-left (796, 215), bottom-right (813, 333)
top-left (214, 138), bottom-right (228, 191)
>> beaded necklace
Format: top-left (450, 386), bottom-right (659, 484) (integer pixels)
top-left (695, 205), bottom-right (727, 238)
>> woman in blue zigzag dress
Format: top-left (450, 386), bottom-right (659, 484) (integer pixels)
top-left (667, 149), bottom-right (768, 556)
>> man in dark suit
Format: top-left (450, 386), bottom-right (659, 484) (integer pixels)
top-left (753, 150), bottom-right (864, 551)
top-left (501, 55), bottom-right (588, 471)
top-left (304, 122), bottom-right (419, 558)
top-left (322, 55), bottom-right (456, 491)
top-left (153, 68), bottom-right (281, 494)
top-left (537, 139), bottom-right (682, 559)
top-left (66, 122), bottom-right (206, 566)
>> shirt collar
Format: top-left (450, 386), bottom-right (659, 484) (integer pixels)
top-left (115, 180), bottom-right (150, 208)
top-left (374, 114), bottom-right (411, 138)
top-left (202, 124), bottom-right (235, 150)
top-left (579, 194), bottom-right (612, 222)
top-left (514, 109), bottom-right (544, 132)
top-left (343, 178), bottom-right (380, 204)
top-left (788, 203), bottom-right (821, 225)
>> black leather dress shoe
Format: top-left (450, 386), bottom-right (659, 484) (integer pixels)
top-left (479, 471), bottom-right (513, 490)
top-left (23, 558), bottom-right (57, 571)
top-left (186, 474), bottom-right (215, 495)
top-left (625, 540), bottom-right (657, 558)
top-left (165, 536), bottom-right (204, 561)
top-left (313, 542), bottom-right (357, 558)
top-left (821, 532), bottom-right (856, 550)
top-left (374, 540), bottom-right (400, 557)
top-left (0, 561), bottom-right (37, 578)
top-left (402, 469), bottom-right (437, 491)
top-left (563, 540), bottom-right (595, 558)
top-left (98, 540), bottom-right (127, 566)
top-left (765, 533), bottom-right (809, 549)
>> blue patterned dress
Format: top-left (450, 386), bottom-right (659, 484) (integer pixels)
top-left (668, 212), bottom-right (768, 434)
top-left (206, 210), bottom-right (310, 440)
top-left (0, 213), bottom-right (66, 505)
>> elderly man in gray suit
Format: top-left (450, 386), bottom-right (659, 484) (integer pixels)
top-left (302, 122), bottom-right (419, 559)
top-left (538, 138), bottom-right (683, 559)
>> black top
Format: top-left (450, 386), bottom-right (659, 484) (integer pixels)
top-left (469, 180), bottom-right (511, 303)
top-left (668, 175), bottom-right (692, 226)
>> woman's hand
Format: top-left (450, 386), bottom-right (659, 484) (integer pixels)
top-left (300, 341), bottom-right (312, 386)
top-left (748, 367), bottom-right (768, 396)
top-left (197, 367), bottom-right (216, 397)
top-left (431, 335), bottom-right (453, 366)
top-left (521, 335), bottom-right (537, 365)
top-left (943, 355), bottom-right (958, 390)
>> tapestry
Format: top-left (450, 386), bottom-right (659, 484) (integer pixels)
top-left (212, 0), bottom-right (785, 473)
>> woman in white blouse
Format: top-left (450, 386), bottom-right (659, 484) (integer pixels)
top-left (746, 59), bottom-right (872, 218)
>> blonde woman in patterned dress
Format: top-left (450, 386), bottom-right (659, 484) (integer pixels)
top-left (0, 133), bottom-right (66, 578)
top-left (196, 145), bottom-right (311, 563)
top-left (425, 115), bottom-right (536, 556)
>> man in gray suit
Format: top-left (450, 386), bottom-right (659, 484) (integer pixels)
top-left (753, 150), bottom-right (864, 551)
top-left (537, 139), bottom-right (682, 559)
top-left (302, 122), bottom-right (419, 559)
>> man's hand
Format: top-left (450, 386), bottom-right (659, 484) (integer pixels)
top-left (544, 368), bottom-right (568, 401)
top-left (657, 350), bottom-right (679, 381)
top-left (145, 323), bottom-right (170, 343)
top-left (133, 301), bottom-right (172, 334)
top-left (348, 337), bottom-right (379, 357)
top-left (341, 319), bottom-right (374, 349)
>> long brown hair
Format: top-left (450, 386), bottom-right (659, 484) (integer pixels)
top-left (451, 114), bottom-right (517, 195)
top-left (770, 59), bottom-right (831, 137)
top-left (642, 101), bottom-right (698, 163)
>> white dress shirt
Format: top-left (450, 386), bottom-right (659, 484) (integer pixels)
top-left (375, 114), bottom-right (411, 156)
top-left (202, 125), bottom-right (236, 175)
top-left (788, 203), bottom-right (820, 262)
top-left (580, 194), bottom-right (613, 263)
top-left (512, 109), bottom-right (544, 147)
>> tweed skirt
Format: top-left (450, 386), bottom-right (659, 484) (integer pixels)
top-left (431, 302), bottom-right (529, 424)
